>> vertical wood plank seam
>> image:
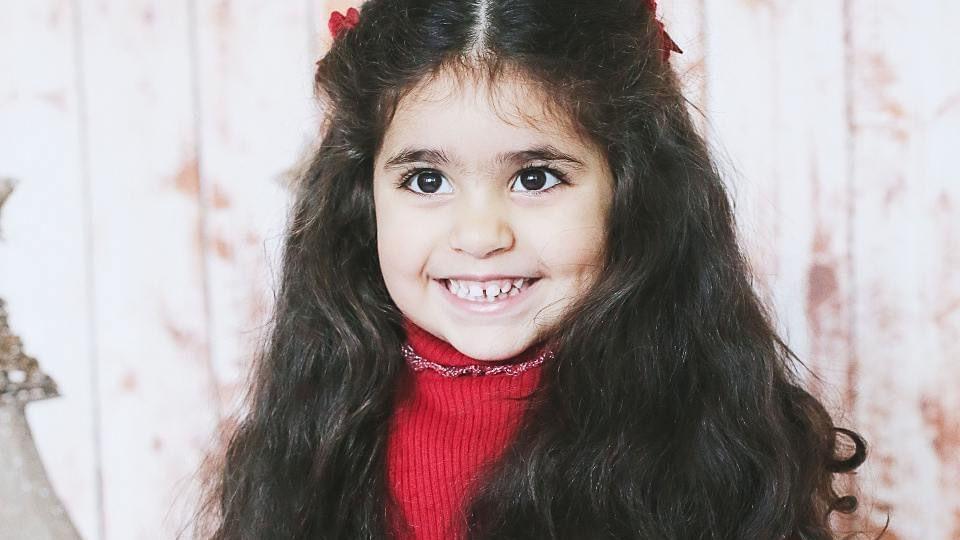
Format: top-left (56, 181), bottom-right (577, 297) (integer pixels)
top-left (697, 0), bottom-right (708, 130)
top-left (186, 0), bottom-right (224, 423)
top-left (306, 0), bottom-right (317, 69)
top-left (69, 0), bottom-right (106, 538)
top-left (840, 0), bottom-right (859, 416)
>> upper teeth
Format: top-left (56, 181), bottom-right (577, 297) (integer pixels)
top-left (445, 278), bottom-right (531, 300)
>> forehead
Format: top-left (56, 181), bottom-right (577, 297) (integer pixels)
top-left (379, 65), bottom-right (592, 157)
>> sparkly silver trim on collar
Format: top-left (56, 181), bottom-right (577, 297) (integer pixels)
top-left (400, 343), bottom-right (553, 377)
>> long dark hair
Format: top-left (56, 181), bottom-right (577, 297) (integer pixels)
top-left (186, 0), bottom-right (884, 538)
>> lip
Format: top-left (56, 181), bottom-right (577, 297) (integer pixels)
top-left (441, 274), bottom-right (538, 281)
top-left (434, 277), bottom-right (541, 316)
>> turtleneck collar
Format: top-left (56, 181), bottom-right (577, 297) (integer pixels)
top-left (401, 317), bottom-right (552, 373)
top-left (388, 318), bottom-right (552, 538)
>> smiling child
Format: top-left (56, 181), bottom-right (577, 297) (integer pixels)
top-left (188, 1), bottom-right (875, 539)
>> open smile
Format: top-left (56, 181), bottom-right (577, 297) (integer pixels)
top-left (433, 277), bottom-right (542, 315)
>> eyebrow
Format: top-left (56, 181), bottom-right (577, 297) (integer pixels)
top-left (382, 144), bottom-right (587, 171)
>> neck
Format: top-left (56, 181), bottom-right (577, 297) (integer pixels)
top-left (401, 317), bottom-right (553, 375)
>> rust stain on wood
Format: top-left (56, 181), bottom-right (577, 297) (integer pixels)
top-left (193, 220), bottom-right (206, 263)
top-left (210, 183), bottom-right (231, 209)
top-left (37, 90), bottom-right (67, 111)
top-left (214, 0), bottom-right (232, 28)
top-left (883, 174), bottom-right (906, 210)
top-left (802, 150), bottom-right (848, 404)
top-left (869, 282), bottom-right (901, 338)
top-left (212, 235), bottom-right (233, 260)
top-left (806, 223), bottom-right (839, 312)
top-left (164, 320), bottom-right (194, 350)
top-left (805, 263), bottom-right (837, 324)
top-left (162, 314), bottom-right (207, 360)
top-left (248, 285), bottom-right (269, 327)
top-left (935, 295), bottom-right (960, 329)
top-left (938, 191), bottom-right (952, 212)
top-left (173, 157), bottom-right (200, 195)
top-left (120, 371), bottom-right (138, 392)
top-left (862, 52), bottom-right (909, 143)
top-left (805, 234), bottom-right (840, 337)
top-left (919, 396), bottom-right (960, 461)
top-left (934, 190), bottom-right (959, 329)
top-left (934, 92), bottom-right (960, 117)
top-left (953, 507), bottom-right (960, 540)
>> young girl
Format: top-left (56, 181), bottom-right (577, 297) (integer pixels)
top-left (189, 1), bottom-right (879, 538)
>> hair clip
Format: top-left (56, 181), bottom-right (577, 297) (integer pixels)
top-left (328, 6), bottom-right (360, 40)
top-left (645, 0), bottom-right (683, 61)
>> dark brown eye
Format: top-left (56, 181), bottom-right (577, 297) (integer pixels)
top-left (414, 171), bottom-right (444, 193)
top-left (513, 168), bottom-right (565, 194)
top-left (399, 167), bottom-right (567, 197)
top-left (518, 169), bottom-right (546, 190)
top-left (399, 169), bottom-right (451, 195)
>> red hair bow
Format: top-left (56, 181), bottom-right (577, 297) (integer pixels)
top-left (645, 0), bottom-right (683, 61)
top-left (328, 7), bottom-right (360, 39)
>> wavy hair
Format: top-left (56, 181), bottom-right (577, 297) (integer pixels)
top-left (186, 0), bottom-right (884, 538)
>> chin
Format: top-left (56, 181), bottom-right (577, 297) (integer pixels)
top-left (448, 330), bottom-right (535, 360)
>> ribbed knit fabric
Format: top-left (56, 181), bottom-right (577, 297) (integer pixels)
top-left (386, 317), bottom-right (549, 539)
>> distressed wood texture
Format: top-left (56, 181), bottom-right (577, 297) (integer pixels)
top-left (0, 2), bottom-right (100, 540)
top-left (703, 0), bottom-right (855, 465)
top-left (845, 0), bottom-right (960, 538)
top-left (0, 1), bottom-right (957, 539)
top-left (193, 0), bottom-right (316, 441)
top-left (705, 0), bottom-right (960, 538)
top-left (73, 1), bottom-right (221, 538)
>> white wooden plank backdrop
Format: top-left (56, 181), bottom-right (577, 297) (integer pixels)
top-left (0, 1), bottom-right (957, 538)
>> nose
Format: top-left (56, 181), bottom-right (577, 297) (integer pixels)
top-left (448, 193), bottom-right (515, 258)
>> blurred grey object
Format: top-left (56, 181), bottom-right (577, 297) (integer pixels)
top-left (0, 178), bottom-right (13, 239)
top-left (0, 177), bottom-right (83, 540)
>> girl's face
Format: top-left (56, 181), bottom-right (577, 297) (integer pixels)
top-left (373, 68), bottom-right (613, 360)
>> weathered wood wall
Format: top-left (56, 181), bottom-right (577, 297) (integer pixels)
top-left (0, 1), bottom-right (956, 538)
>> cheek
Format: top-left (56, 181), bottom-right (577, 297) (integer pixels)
top-left (374, 191), bottom-right (433, 287)
top-left (376, 228), bottom-right (408, 284)
top-left (545, 229), bottom-right (604, 279)
top-left (537, 197), bottom-right (608, 285)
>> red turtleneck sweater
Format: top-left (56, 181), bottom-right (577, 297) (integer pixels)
top-left (386, 318), bottom-right (551, 539)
